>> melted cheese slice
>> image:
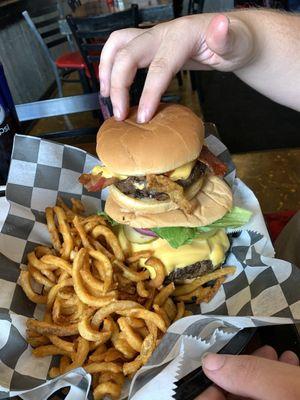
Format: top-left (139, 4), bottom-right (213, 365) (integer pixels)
top-left (92, 160), bottom-right (196, 182)
top-left (169, 160), bottom-right (196, 181)
top-left (117, 227), bottom-right (229, 278)
top-left (91, 165), bottom-right (128, 180)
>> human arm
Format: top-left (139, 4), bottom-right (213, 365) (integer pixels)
top-left (99, 10), bottom-right (300, 122)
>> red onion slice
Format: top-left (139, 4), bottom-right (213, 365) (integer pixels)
top-left (133, 228), bottom-right (158, 237)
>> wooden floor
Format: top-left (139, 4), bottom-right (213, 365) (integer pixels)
top-left (30, 72), bottom-right (300, 213)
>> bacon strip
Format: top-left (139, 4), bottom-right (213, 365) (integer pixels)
top-left (199, 146), bottom-right (227, 176)
top-left (146, 174), bottom-right (194, 214)
top-left (78, 173), bottom-right (117, 192)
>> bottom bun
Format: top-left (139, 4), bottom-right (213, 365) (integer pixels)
top-left (105, 175), bottom-right (233, 228)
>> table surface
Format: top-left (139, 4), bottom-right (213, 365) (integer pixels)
top-left (74, 0), bottom-right (170, 17)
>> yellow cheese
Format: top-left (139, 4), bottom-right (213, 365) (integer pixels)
top-left (117, 228), bottom-right (229, 278)
top-left (169, 160), bottom-right (196, 181)
top-left (91, 165), bottom-right (127, 180)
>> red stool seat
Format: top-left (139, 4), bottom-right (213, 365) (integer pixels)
top-left (55, 51), bottom-right (86, 69)
top-left (264, 210), bottom-right (297, 243)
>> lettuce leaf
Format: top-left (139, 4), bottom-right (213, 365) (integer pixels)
top-left (97, 211), bottom-right (119, 226)
top-left (196, 206), bottom-right (252, 233)
top-left (151, 227), bottom-right (199, 249)
top-left (151, 207), bottom-right (252, 248)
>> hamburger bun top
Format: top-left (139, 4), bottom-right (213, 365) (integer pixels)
top-left (97, 103), bottom-right (204, 176)
top-left (105, 175), bottom-right (233, 228)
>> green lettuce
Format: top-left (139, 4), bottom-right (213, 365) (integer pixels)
top-left (151, 207), bottom-right (252, 248)
top-left (97, 211), bottom-right (119, 226)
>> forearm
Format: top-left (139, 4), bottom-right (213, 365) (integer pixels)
top-left (230, 10), bottom-right (300, 111)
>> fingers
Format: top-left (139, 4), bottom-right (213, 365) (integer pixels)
top-left (202, 352), bottom-right (300, 400)
top-left (109, 29), bottom-right (161, 120)
top-left (205, 15), bottom-right (231, 57)
top-left (251, 344), bottom-right (278, 360)
top-left (205, 14), bottom-right (254, 71)
top-left (99, 28), bottom-right (144, 97)
top-left (279, 351), bottom-right (299, 366)
top-left (137, 27), bottom-right (195, 122)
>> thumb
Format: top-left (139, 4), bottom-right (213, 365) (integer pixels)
top-left (202, 353), bottom-right (300, 400)
top-left (205, 14), bottom-right (254, 70)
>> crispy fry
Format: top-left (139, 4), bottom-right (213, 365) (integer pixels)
top-left (20, 271), bottom-right (47, 304)
top-left (89, 237), bottom-right (114, 261)
top-left (91, 301), bottom-right (142, 328)
top-left (116, 308), bottom-right (166, 333)
top-left (73, 249), bottom-right (116, 307)
top-left (48, 335), bottom-right (74, 353)
top-left (118, 317), bottom-right (143, 352)
top-left (54, 206), bottom-right (73, 260)
top-left (89, 250), bottom-right (113, 293)
top-left (41, 255), bottom-right (72, 275)
top-left (60, 355), bottom-right (71, 374)
top-left (45, 207), bottom-right (61, 252)
top-left (114, 260), bottom-right (150, 282)
top-left (73, 215), bottom-right (93, 250)
top-left (173, 267), bottom-right (236, 296)
top-left (27, 319), bottom-right (78, 336)
top-left (78, 317), bottom-right (112, 343)
top-left (28, 265), bottom-right (55, 288)
top-left (163, 297), bottom-right (177, 321)
top-left (56, 196), bottom-right (76, 221)
top-left (32, 345), bottom-right (70, 357)
top-left (125, 317), bottom-right (145, 329)
top-left (183, 310), bottom-right (193, 317)
top-left (98, 371), bottom-right (125, 386)
top-left (145, 257), bottom-right (166, 288)
top-left (27, 251), bottom-right (57, 272)
top-left (71, 197), bottom-right (85, 214)
top-left (200, 277), bottom-right (226, 304)
top-left (153, 282), bottom-right (175, 306)
top-left (114, 336), bottom-right (137, 359)
top-left (175, 286), bottom-right (211, 303)
top-left (153, 304), bottom-right (170, 328)
top-left (104, 348), bottom-right (124, 362)
top-left (92, 225), bottom-right (124, 261)
top-left (47, 278), bottom-right (73, 310)
top-left (64, 337), bottom-right (90, 373)
top-left (27, 335), bottom-right (50, 347)
top-left (93, 381), bottom-right (122, 400)
top-left (126, 251), bottom-right (153, 264)
top-left (174, 301), bottom-right (185, 321)
top-left (49, 367), bottom-right (60, 378)
top-left (124, 333), bottom-right (155, 375)
top-left (136, 281), bottom-right (149, 298)
top-left (85, 362), bottom-right (123, 374)
top-left (144, 287), bottom-right (156, 310)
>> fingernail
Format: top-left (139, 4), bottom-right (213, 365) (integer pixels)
top-left (202, 353), bottom-right (226, 371)
top-left (137, 109), bottom-right (148, 124)
top-left (114, 107), bottom-right (121, 120)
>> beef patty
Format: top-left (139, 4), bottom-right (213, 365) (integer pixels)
top-left (115, 161), bottom-right (207, 201)
top-left (164, 260), bottom-right (216, 284)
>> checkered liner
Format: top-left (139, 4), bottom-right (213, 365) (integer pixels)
top-left (0, 134), bottom-right (299, 399)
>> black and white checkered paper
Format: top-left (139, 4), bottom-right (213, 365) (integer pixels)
top-left (0, 133), bottom-right (299, 399)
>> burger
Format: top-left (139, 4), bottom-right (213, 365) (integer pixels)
top-left (79, 104), bottom-right (251, 285)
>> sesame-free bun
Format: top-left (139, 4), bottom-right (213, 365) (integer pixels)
top-left (105, 175), bottom-right (233, 228)
top-left (97, 103), bottom-right (204, 176)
